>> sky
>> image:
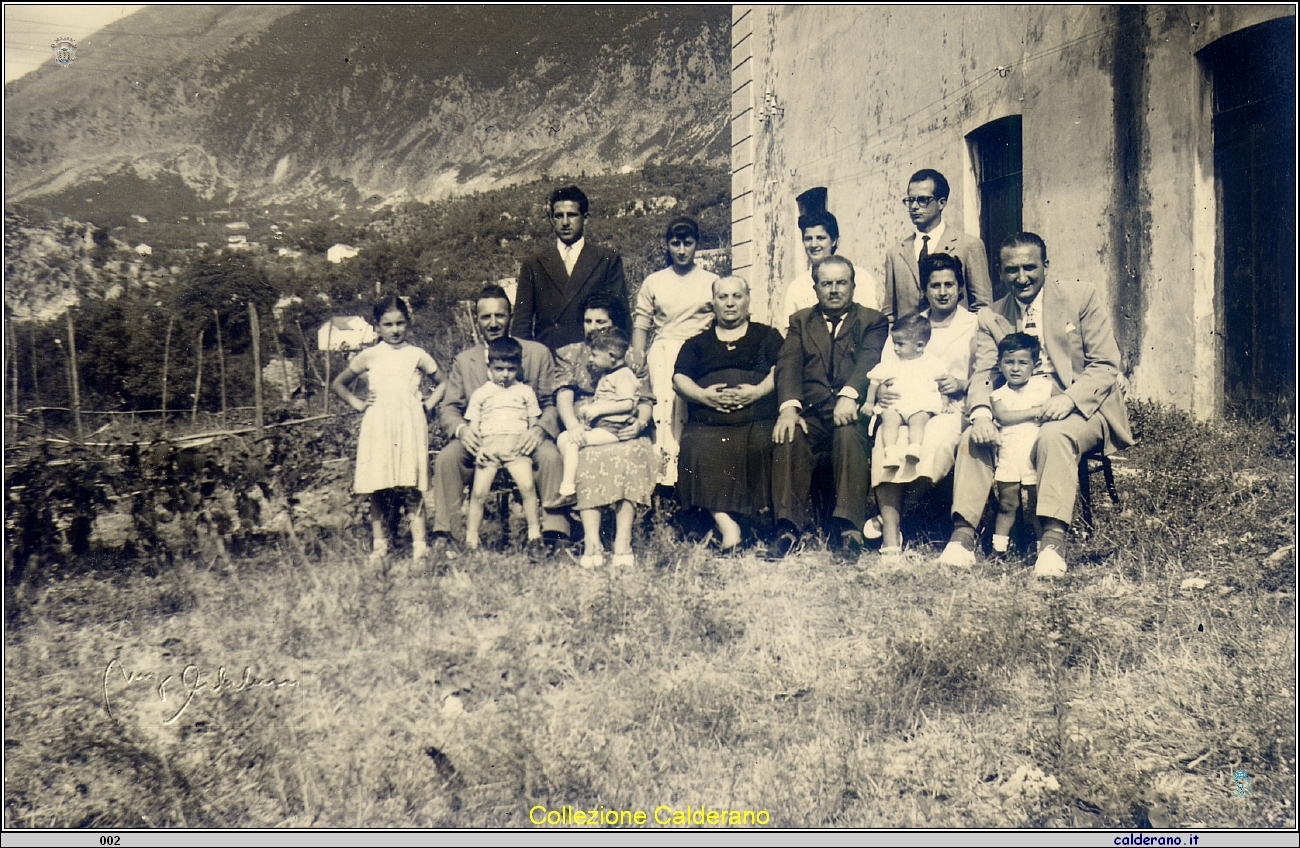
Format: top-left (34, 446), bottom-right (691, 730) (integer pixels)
top-left (4, 4), bottom-right (145, 83)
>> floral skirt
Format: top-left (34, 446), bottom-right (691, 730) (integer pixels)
top-left (575, 437), bottom-right (657, 510)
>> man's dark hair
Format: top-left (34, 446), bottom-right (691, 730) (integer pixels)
top-left (999, 231), bottom-right (1049, 264)
top-left (549, 185), bottom-right (589, 216)
top-left (918, 252), bottom-right (966, 293)
top-left (487, 336), bottom-right (524, 367)
top-left (908, 168), bottom-right (951, 201)
top-left (476, 284), bottom-right (512, 315)
top-left (798, 209), bottom-right (839, 242)
top-left (588, 327), bottom-right (630, 359)
top-left (891, 313), bottom-right (932, 344)
top-left (812, 255), bottom-right (854, 285)
top-left (997, 332), bottom-right (1041, 361)
top-left (665, 216), bottom-right (700, 242)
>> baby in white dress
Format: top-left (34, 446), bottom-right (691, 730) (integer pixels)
top-left (865, 314), bottom-right (948, 469)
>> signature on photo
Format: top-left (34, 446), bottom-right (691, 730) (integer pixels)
top-left (102, 659), bottom-right (299, 725)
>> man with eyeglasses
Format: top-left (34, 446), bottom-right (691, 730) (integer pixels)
top-left (882, 169), bottom-right (993, 323)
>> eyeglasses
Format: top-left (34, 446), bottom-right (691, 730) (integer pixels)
top-left (902, 196), bottom-right (938, 208)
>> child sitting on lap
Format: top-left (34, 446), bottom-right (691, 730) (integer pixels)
top-left (864, 314), bottom-right (947, 469)
top-left (463, 337), bottom-right (543, 551)
top-left (990, 332), bottom-right (1058, 554)
top-left (548, 328), bottom-right (640, 509)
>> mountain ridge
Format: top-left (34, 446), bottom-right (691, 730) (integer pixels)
top-left (4, 5), bottom-right (729, 219)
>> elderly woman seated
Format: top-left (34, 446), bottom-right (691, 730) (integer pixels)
top-left (673, 275), bottom-right (785, 551)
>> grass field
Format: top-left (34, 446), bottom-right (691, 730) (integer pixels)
top-left (4, 402), bottom-right (1295, 829)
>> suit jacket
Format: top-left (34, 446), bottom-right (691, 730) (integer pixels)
top-left (966, 279), bottom-right (1134, 452)
top-left (438, 337), bottom-right (560, 439)
top-left (882, 227), bottom-right (994, 322)
top-left (776, 302), bottom-right (890, 413)
top-left (510, 242), bottom-right (629, 351)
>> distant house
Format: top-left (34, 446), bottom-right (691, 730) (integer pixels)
top-left (134, 244), bottom-right (153, 255)
top-left (318, 316), bottom-right (377, 351)
top-left (327, 243), bottom-right (360, 264)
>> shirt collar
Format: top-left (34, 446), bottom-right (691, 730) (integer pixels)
top-left (557, 236), bottom-right (585, 255)
top-left (915, 219), bottom-right (946, 245)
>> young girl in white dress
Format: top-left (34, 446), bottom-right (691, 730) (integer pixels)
top-left (628, 216), bottom-right (717, 487)
top-left (332, 296), bottom-right (444, 565)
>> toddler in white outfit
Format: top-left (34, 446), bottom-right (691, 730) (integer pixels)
top-left (865, 314), bottom-right (948, 469)
top-left (990, 332), bottom-right (1058, 553)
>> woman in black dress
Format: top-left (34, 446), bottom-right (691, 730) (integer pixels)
top-left (673, 275), bottom-right (784, 551)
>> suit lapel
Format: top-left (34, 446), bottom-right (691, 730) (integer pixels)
top-left (539, 245), bottom-right (570, 299)
top-left (553, 244), bottom-right (597, 319)
top-left (901, 236), bottom-right (921, 287)
top-left (1041, 283), bottom-right (1075, 385)
top-left (808, 308), bottom-right (834, 383)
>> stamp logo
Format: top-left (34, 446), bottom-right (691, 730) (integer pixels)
top-left (51, 37), bottom-right (77, 68)
top-left (1233, 768), bottom-right (1251, 798)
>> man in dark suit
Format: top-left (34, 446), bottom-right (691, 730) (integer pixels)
top-left (937, 232), bottom-right (1134, 577)
top-left (432, 285), bottom-right (570, 557)
top-left (882, 168), bottom-right (994, 322)
top-left (510, 185), bottom-right (629, 351)
top-left (771, 256), bottom-right (890, 559)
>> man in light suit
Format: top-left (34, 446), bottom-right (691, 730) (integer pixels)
top-left (938, 232), bottom-right (1134, 576)
top-left (433, 285), bottom-right (570, 556)
top-left (882, 168), bottom-right (994, 322)
top-left (510, 185), bottom-right (629, 352)
top-left (771, 256), bottom-right (890, 559)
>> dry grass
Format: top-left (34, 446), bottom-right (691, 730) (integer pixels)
top-left (4, 403), bottom-right (1295, 828)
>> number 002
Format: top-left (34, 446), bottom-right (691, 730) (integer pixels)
top-left (100, 838), bottom-right (120, 846)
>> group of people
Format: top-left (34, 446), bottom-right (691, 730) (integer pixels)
top-left (334, 174), bottom-right (1132, 577)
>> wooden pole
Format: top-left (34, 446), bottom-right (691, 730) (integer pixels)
top-left (272, 321), bottom-right (291, 403)
top-left (191, 328), bottom-right (205, 424)
top-left (30, 324), bottom-right (43, 432)
top-left (65, 311), bottom-right (84, 441)
top-left (295, 319), bottom-right (322, 411)
top-left (162, 315), bottom-right (174, 427)
top-left (249, 302), bottom-right (264, 437)
top-left (214, 309), bottom-right (228, 425)
top-left (322, 322), bottom-right (332, 416)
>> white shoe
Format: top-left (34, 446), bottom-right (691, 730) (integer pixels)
top-left (610, 553), bottom-right (636, 568)
top-left (1033, 546), bottom-right (1068, 578)
top-left (369, 539), bottom-right (389, 565)
top-left (937, 541), bottom-right (976, 568)
top-left (579, 552), bottom-right (605, 569)
top-left (905, 443), bottom-right (922, 462)
top-left (882, 447), bottom-right (901, 469)
top-left (863, 516), bottom-right (884, 541)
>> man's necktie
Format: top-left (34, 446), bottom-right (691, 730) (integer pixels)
top-left (919, 235), bottom-right (930, 262)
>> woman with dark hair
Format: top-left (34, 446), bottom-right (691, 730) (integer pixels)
top-left (628, 216), bottom-right (718, 487)
top-left (781, 209), bottom-right (880, 329)
top-left (869, 252), bottom-right (979, 556)
top-left (553, 294), bottom-right (656, 568)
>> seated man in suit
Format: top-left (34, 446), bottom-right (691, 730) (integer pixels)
top-left (883, 168), bottom-right (994, 322)
top-left (772, 256), bottom-right (890, 560)
top-left (432, 285), bottom-right (570, 557)
top-left (937, 232), bottom-right (1134, 576)
top-left (510, 185), bottom-right (630, 352)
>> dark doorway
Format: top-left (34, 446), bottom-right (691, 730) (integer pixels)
top-left (967, 115), bottom-right (1023, 301)
top-left (1203, 17), bottom-right (1297, 417)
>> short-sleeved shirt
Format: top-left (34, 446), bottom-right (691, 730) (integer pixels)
top-left (466, 381), bottom-right (541, 437)
top-left (991, 375), bottom-right (1056, 419)
top-left (582, 366), bottom-right (643, 431)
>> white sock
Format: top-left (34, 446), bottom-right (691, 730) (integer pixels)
top-left (992, 534), bottom-right (1010, 553)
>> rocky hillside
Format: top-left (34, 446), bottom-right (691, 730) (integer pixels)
top-left (4, 5), bottom-right (729, 223)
